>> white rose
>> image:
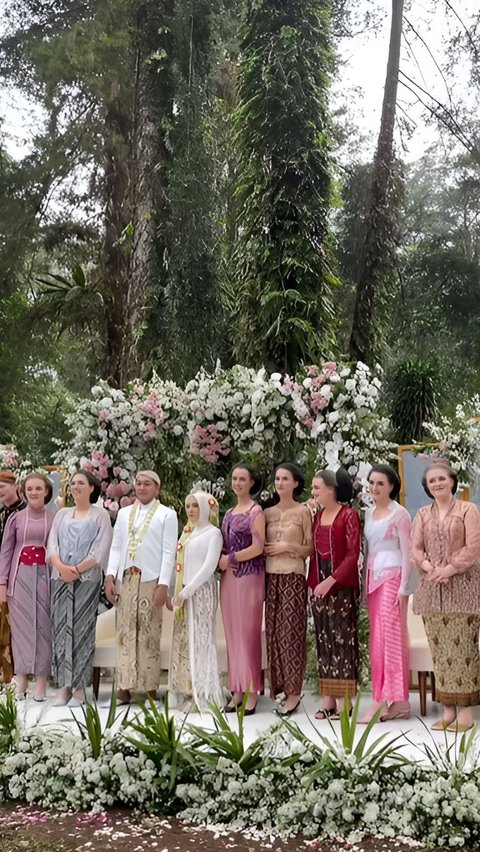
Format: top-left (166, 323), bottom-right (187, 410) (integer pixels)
top-left (327, 410), bottom-right (340, 425)
top-left (271, 372), bottom-right (282, 382)
top-left (99, 397), bottom-right (113, 408)
top-left (173, 425), bottom-right (183, 436)
top-left (345, 379), bottom-right (356, 392)
top-left (302, 377), bottom-right (312, 388)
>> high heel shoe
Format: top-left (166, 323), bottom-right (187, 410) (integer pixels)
top-left (243, 705), bottom-right (257, 716)
top-left (223, 701), bottom-right (239, 713)
top-left (15, 692), bottom-right (27, 702)
top-left (273, 699), bottom-right (302, 717)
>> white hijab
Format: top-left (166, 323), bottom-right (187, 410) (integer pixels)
top-left (187, 491), bottom-right (219, 540)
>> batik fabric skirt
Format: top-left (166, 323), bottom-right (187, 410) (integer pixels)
top-left (116, 569), bottom-right (163, 693)
top-left (51, 569), bottom-right (101, 689)
top-left (0, 602), bottom-right (13, 684)
top-left (423, 613), bottom-right (480, 707)
top-left (265, 572), bottom-right (307, 698)
top-left (8, 563), bottom-right (51, 677)
top-left (311, 557), bottom-right (359, 699)
top-left (367, 575), bottom-right (409, 703)
top-left (220, 567), bottom-right (264, 694)
top-left (169, 576), bottom-right (224, 710)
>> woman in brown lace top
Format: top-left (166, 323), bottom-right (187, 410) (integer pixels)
top-left (412, 460), bottom-right (480, 732)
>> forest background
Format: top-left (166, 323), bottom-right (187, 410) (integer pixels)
top-left (0, 0), bottom-right (479, 470)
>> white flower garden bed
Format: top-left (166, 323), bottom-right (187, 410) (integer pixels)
top-left (1, 688), bottom-right (480, 848)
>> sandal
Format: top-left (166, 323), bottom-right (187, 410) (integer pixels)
top-left (431, 719), bottom-right (453, 731)
top-left (315, 707), bottom-right (337, 720)
top-left (330, 706), bottom-right (353, 720)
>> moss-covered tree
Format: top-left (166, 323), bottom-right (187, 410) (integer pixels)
top-left (232, 0), bottom-right (337, 373)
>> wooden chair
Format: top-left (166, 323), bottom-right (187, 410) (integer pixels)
top-left (407, 597), bottom-right (435, 716)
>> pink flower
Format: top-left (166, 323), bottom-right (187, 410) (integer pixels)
top-left (310, 393), bottom-right (329, 411)
top-left (323, 361), bottom-right (337, 373)
top-left (104, 499), bottom-right (119, 512)
top-left (307, 365), bottom-right (320, 377)
top-left (113, 466), bottom-right (122, 476)
top-left (120, 495), bottom-right (136, 508)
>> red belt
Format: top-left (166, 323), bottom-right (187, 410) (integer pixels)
top-left (19, 546), bottom-right (46, 566)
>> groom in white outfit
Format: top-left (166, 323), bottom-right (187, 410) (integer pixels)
top-left (105, 470), bottom-right (178, 703)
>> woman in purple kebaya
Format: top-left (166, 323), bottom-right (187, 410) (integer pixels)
top-left (219, 465), bottom-right (265, 716)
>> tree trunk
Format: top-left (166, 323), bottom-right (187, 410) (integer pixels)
top-left (348, 0), bottom-right (404, 363)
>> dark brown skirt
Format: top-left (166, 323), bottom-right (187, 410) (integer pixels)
top-left (265, 572), bottom-right (307, 697)
top-left (311, 557), bottom-right (359, 699)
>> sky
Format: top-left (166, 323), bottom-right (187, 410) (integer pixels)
top-left (0, 0), bottom-right (477, 165)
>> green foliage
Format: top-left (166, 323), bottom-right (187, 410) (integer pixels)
top-left (0, 687), bottom-right (19, 755)
top-left (187, 692), bottom-right (266, 775)
top-left (388, 358), bottom-right (440, 444)
top-left (283, 693), bottom-right (407, 775)
top-left (70, 683), bottom-right (126, 760)
top-left (232, 0), bottom-right (338, 372)
top-left (124, 693), bottom-right (196, 794)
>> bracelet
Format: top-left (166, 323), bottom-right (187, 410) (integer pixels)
top-left (229, 549), bottom-right (239, 569)
top-left (74, 565), bottom-right (81, 577)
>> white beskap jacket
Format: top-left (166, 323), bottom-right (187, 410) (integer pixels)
top-left (106, 500), bottom-right (178, 587)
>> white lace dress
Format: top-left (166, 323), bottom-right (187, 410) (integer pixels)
top-left (169, 524), bottom-right (224, 710)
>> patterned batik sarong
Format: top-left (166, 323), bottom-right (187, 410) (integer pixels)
top-left (0, 602), bottom-right (13, 683)
top-left (116, 570), bottom-right (163, 692)
top-left (424, 613), bottom-right (480, 707)
top-left (51, 570), bottom-right (101, 688)
top-left (265, 572), bottom-right (307, 697)
top-left (311, 557), bottom-right (359, 699)
top-left (8, 563), bottom-right (51, 676)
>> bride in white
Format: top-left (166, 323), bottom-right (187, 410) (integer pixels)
top-left (169, 491), bottom-right (224, 711)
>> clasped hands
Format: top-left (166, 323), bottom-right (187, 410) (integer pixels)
top-left (56, 561), bottom-right (80, 584)
top-left (422, 560), bottom-right (456, 584)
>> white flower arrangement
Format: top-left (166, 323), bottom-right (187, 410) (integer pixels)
top-left (56, 361), bottom-right (393, 504)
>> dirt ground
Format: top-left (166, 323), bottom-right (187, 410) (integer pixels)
top-left (0, 805), bottom-right (465, 852)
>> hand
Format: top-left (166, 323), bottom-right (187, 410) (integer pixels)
top-left (314, 577), bottom-right (336, 598)
top-left (166, 597), bottom-right (174, 612)
top-left (171, 594), bottom-right (184, 609)
top-left (218, 554), bottom-right (229, 573)
top-left (264, 541), bottom-right (288, 556)
top-left (421, 560), bottom-right (435, 574)
top-left (398, 594), bottom-right (409, 616)
top-left (154, 584), bottom-right (168, 608)
top-left (59, 566), bottom-right (79, 584)
top-left (431, 564), bottom-right (456, 584)
top-left (0, 586), bottom-right (7, 604)
top-left (104, 575), bottom-right (118, 605)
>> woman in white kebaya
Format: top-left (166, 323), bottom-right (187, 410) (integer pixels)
top-left (169, 491), bottom-right (224, 711)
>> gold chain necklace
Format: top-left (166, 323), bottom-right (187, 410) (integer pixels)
top-left (127, 500), bottom-right (159, 561)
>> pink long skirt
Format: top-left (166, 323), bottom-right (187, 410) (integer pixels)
top-left (220, 568), bottom-right (264, 694)
top-left (367, 576), bottom-right (409, 703)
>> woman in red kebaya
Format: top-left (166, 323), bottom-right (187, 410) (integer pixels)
top-left (309, 468), bottom-right (361, 720)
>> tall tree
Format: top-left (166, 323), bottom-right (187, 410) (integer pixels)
top-left (232, 0), bottom-right (337, 373)
top-left (348, 0), bottom-right (404, 363)
top-left (0, 0), bottom-right (176, 385)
